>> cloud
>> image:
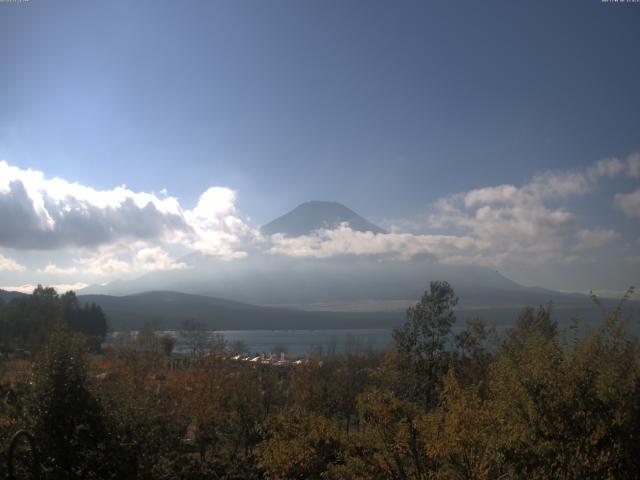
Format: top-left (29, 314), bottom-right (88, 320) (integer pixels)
top-left (587, 152), bottom-right (640, 179)
top-left (0, 161), bottom-right (190, 250)
top-left (573, 228), bottom-right (620, 252)
top-left (76, 253), bottom-right (132, 277)
top-left (0, 283), bottom-right (89, 294)
top-left (0, 253), bottom-right (25, 272)
top-left (134, 247), bottom-right (188, 272)
top-left (588, 157), bottom-right (626, 179)
top-left (0, 160), bottom-right (253, 259)
top-left (2, 152), bottom-right (638, 278)
top-left (36, 248), bottom-right (188, 276)
top-left (183, 187), bottom-right (257, 258)
top-left (527, 169), bottom-right (591, 198)
top-left (628, 153), bottom-right (640, 178)
top-left (37, 263), bottom-right (78, 275)
top-left (421, 154), bottom-right (640, 266)
top-left (615, 189), bottom-right (640, 219)
top-left (271, 153), bottom-right (640, 268)
top-left (268, 223), bottom-right (482, 260)
top-left (427, 175), bottom-right (580, 266)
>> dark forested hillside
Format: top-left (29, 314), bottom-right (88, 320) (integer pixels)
top-left (0, 286), bottom-right (107, 352)
top-left (77, 291), bottom-right (404, 330)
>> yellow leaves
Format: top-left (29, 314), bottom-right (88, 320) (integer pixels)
top-left (256, 411), bottom-right (342, 480)
top-left (421, 372), bottom-right (503, 480)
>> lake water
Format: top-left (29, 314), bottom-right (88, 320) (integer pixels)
top-left (107, 323), bottom-right (527, 357)
top-left (106, 329), bottom-right (394, 357)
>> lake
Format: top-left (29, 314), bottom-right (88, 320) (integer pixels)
top-left (106, 329), bottom-right (395, 357)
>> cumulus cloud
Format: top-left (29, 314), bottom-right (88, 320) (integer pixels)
top-left (269, 153), bottom-right (640, 268)
top-left (615, 189), bottom-right (640, 219)
top-left (588, 157), bottom-right (626, 179)
top-left (573, 228), bottom-right (620, 252)
top-left (2, 152), bottom-right (639, 278)
top-left (587, 152), bottom-right (640, 180)
top-left (419, 154), bottom-right (640, 266)
top-left (134, 247), bottom-right (188, 272)
top-left (0, 253), bottom-right (25, 272)
top-left (425, 173), bottom-right (581, 266)
top-left (67, 245), bottom-right (188, 276)
top-left (0, 161), bottom-right (254, 260)
top-left (0, 161), bottom-right (190, 250)
top-left (37, 263), bottom-right (78, 275)
top-left (184, 187), bottom-right (257, 259)
top-left (0, 283), bottom-right (89, 294)
top-left (268, 223), bottom-right (482, 260)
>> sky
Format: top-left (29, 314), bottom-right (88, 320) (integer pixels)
top-left (0, 0), bottom-right (639, 296)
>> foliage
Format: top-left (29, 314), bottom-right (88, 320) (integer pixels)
top-left (392, 280), bottom-right (458, 407)
top-left (27, 323), bottom-right (123, 479)
top-left (0, 286), bottom-right (107, 353)
top-left (0, 282), bottom-right (638, 479)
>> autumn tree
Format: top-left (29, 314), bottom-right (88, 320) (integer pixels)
top-left (392, 281), bottom-right (458, 407)
top-left (28, 324), bottom-right (121, 479)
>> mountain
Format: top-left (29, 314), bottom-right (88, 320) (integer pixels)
top-left (0, 289), bottom-right (27, 303)
top-left (77, 289), bottom-right (630, 332)
top-left (261, 201), bottom-right (385, 236)
top-left (79, 201), bottom-right (623, 328)
top-left (78, 291), bottom-right (403, 330)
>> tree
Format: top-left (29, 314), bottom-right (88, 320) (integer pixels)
top-left (28, 323), bottom-right (118, 479)
top-left (392, 281), bottom-right (458, 407)
top-left (179, 319), bottom-right (210, 356)
top-left (61, 291), bottom-right (108, 352)
top-left (159, 334), bottom-right (176, 356)
top-left (257, 411), bottom-right (342, 480)
top-left (136, 321), bottom-right (160, 353)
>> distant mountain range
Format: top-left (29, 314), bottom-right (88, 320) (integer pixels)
top-left (77, 290), bottom-right (404, 330)
top-left (67, 201), bottom-right (637, 330)
top-left (2, 288), bottom-right (628, 333)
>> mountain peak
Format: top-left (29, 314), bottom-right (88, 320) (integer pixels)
top-left (261, 201), bottom-right (385, 237)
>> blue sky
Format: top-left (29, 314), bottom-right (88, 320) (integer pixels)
top-left (0, 0), bottom-right (639, 295)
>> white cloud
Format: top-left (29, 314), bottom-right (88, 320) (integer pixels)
top-left (37, 263), bottom-right (78, 275)
top-left (268, 154), bottom-right (640, 268)
top-left (614, 188), bottom-right (640, 218)
top-left (75, 253), bottom-right (132, 277)
top-left (0, 253), bottom-right (25, 272)
top-left (183, 187), bottom-right (257, 259)
top-left (427, 178), bottom-right (579, 266)
top-left (587, 153), bottom-right (640, 180)
top-left (627, 153), bottom-right (640, 178)
top-left (422, 154), bottom-right (640, 266)
top-left (0, 160), bottom-right (189, 249)
top-left (134, 247), bottom-right (188, 272)
top-left (526, 169), bottom-right (591, 198)
top-left (615, 189), bottom-right (640, 219)
top-left (72, 244), bottom-right (189, 276)
top-left (268, 223), bottom-right (483, 260)
top-left (0, 160), bottom-right (254, 261)
top-left (573, 228), bottom-right (620, 252)
top-left (2, 152), bottom-right (639, 279)
top-left (0, 283), bottom-right (89, 294)
top-left (588, 157), bottom-right (626, 179)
